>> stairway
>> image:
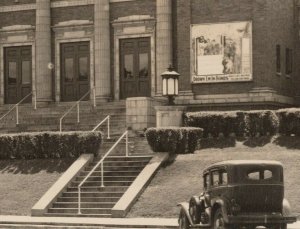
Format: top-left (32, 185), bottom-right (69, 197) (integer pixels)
top-left (45, 153), bottom-right (152, 217)
top-left (0, 101), bottom-right (126, 134)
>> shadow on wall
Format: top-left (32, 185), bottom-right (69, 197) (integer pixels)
top-left (0, 158), bottom-right (75, 175)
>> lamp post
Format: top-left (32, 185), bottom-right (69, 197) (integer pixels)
top-left (161, 65), bottom-right (180, 105)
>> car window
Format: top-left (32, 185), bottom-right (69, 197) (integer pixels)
top-left (204, 173), bottom-right (210, 188)
top-left (247, 169), bottom-right (273, 180)
top-left (221, 171), bottom-right (228, 185)
top-left (212, 171), bottom-right (220, 186)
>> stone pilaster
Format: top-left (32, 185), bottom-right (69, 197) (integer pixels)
top-left (35, 0), bottom-right (52, 103)
top-left (156, 0), bottom-right (173, 94)
top-left (94, 0), bottom-right (111, 102)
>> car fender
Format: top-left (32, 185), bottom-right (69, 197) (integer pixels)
top-left (282, 198), bottom-right (292, 216)
top-left (211, 198), bottom-right (230, 223)
top-left (177, 202), bottom-right (195, 226)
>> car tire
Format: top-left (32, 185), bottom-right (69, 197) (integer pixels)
top-left (213, 208), bottom-right (229, 229)
top-left (189, 197), bottom-right (201, 224)
top-left (178, 209), bottom-right (190, 229)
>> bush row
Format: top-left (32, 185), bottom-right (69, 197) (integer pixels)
top-left (145, 127), bottom-right (203, 154)
top-left (0, 131), bottom-right (102, 160)
top-left (184, 110), bottom-right (279, 137)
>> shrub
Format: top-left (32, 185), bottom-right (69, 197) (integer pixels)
top-left (276, 108), bottom-right (300, 136)
top-left (184, 110), bottom-right (279, 137)
top-left (244, 110), bottom-right (279, 137)
top-left (145, 127), bottom-right (203, 154)
top-left (0, 131), bottom-right (102, 160)
top-left (184, 111), bottom-right (244, 137)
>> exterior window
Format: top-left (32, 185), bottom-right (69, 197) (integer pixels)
top-left (21, 60), bottom-right (31, 84)
top-left (8, 61), bottom-right (17, 84)
top-left (276, 45), bottom-right (281, 73)
top-left (286, 48), bottom-right (292, 75)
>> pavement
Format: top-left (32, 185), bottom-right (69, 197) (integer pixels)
top-left (0, 215), bottom-right (299, 228)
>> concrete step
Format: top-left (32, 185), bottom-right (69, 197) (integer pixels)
top-left (52, 202), bottom-right (116, 209)
top-left (84, 165), bottom-right (144, 172)
top-left (67, 186), bottom-right (129, 192)
top-left (44, 212), bottom-right (112, 218)
top-left (70, 180), bottom-right (133, 187)
top-left (79, 170), bottom-right (141, 177)
top-left (61, 192), bottom-right (124, 198)
top-left (48, 208), bottom-right (111, 214)
top-left (89, 161), bottom-right (149, 167)
top-left (75, 176), bottom-right (137, 182)
top-left (57, 196), bottom-right (120, 202)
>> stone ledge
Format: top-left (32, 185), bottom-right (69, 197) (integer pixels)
top-left (31, 154), bottom-right (94, 216)
top-left (111, 153), bottom-right (169, 218)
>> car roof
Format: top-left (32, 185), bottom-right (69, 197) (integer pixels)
top-left (204, 160), bottom-right (283, 171)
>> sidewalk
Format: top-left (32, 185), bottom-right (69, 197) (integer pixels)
top-left (0, 215), bottom-right (299, 228)
top-left (0, 215), bottom-right (178, 228)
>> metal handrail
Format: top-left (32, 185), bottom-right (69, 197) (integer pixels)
top-left (59, 88), bottom-right (96, 132)
top-left (78, 130), bottom-right (129, 214)
top-left (0, 91), bottom-right (36, 125)
top-left (92, 115), bottom-right (110, 139)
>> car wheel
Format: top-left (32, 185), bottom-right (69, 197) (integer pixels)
top-left (178, 209), bottom-right (190, 229)
top-left (213, 208), bottom-right (229, 229)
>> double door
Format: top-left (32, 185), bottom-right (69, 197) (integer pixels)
top-left (120, 38), bottom-right (151, 99)
top-left (61, 42), bottom-right (90, 101)
top-left (4, 46), bottom-right (32, 104)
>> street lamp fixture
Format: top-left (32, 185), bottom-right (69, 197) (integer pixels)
top-left (161, 65), bottom-right (180, 105)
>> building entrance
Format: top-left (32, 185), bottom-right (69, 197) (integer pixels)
top-left (120, 37), bottom-right (151, 99)
top-left (61, 42), bottom-right (90, 102)
top-left (4, 46), bottom-right (32, 104)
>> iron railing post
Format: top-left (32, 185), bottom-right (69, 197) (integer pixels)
top-left (93, 87), bottom-right (96, 108)
top-left (77, 102), bottom-right (80, 123)
top-left (101, 162), bottom-right (104, 187)
top-left (59, 119), bottom-right (62, 132)
top-left (16, 105), bottom-right (19, 125)
top-left (107, 116), bottom-right (111, 139)
top-left (78, 187), bottom-right (81, 214)
top-left (126, 132), bottom-right (129, 157)
top-left (34, 91), bottom-right (37, 110)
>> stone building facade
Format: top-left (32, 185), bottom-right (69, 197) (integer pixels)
top-left (0, 0), bottom-right (299, 110)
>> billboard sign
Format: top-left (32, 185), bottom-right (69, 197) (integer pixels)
top-left (191, 21), bottom-right (252, 83)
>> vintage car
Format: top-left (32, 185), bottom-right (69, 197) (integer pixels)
top-left (178, 160), bottom-right (297, 229)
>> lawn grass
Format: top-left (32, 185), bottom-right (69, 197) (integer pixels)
top-left (127, 136), bottom-right (300, 218)
top-left (0, 158), bottom-right (75, 215)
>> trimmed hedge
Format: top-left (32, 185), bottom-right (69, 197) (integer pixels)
top-left (145, 127), bottom-right (203, 154)
top-left (276, 108), bottom-right (300, 136)
top-left (0, 131), bottom-right (102, 160)
top-left (184, 110), bottom-right (279, 137)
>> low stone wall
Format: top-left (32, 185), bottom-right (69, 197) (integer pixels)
top-left (126, 97), bottom-right (166, 131)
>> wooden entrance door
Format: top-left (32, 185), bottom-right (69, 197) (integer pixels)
top-left (4, 46), bottom-right (32, 104)
top-left (61, 42), bottom-right (90, 101)
top-left (120, 38), bottom-right (151, 99)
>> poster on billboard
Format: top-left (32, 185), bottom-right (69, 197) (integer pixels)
top-left (191, 21), bottom-right (252, 83)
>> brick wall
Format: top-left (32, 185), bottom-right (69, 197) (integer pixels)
top-left (51, 5), bottom-right (94, 25)
top-left (0, 0), bottom-right (35, 6)
top-left (175, 0), bottom-right (298, 98)
top-left (0, 10), bottom-right (35, 27)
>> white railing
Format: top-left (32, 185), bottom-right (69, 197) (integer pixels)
top-left (59, 88), bottom-right (96, 132)
top-left (77, 130), bottom-right (129, 214)
top-left (92, 115), bottom-right (111, 139)
top-left (0, 91), bottom-right (36, 125)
